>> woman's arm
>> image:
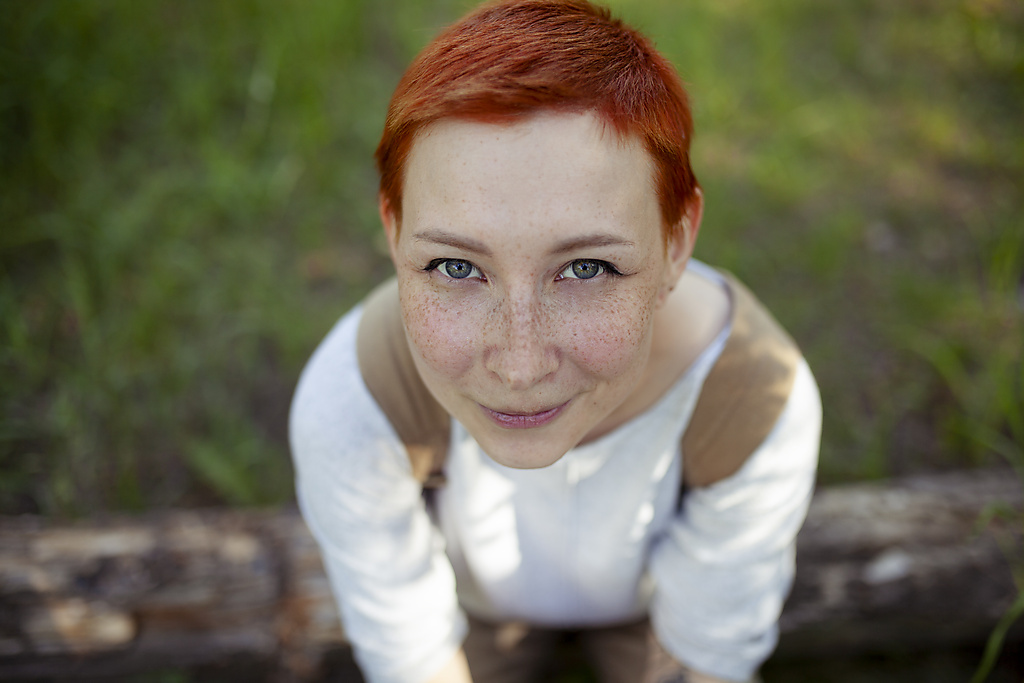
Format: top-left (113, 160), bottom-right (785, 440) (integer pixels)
top-left (291, 308), bottom-right (467, 683)
top-left (648, 360), bottom-right (821, 681)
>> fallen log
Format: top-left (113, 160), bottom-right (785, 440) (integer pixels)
top-left (779, 467), bottom-right (1023, 658)
top-left (0, 468), bottom-right (1020, 679)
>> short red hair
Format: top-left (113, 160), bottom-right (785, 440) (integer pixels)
top-left (375, 0), bottom-right (699, 240)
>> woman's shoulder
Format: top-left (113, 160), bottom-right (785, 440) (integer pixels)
top-left (288, 302), bottom-right (399, 465)
top-left (291, 304), bottom-right (364, 418)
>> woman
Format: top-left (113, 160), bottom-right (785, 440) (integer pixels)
top-left (290, 1), bottom-right (821, 682)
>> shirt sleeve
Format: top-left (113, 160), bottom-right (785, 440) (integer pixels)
top-left (289, 307), bottom-right (467, 683)
top-left (648, 359), bottom-right (821, 682)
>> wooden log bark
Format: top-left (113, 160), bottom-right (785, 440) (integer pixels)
top-left (778, 468), bottom-right (1023, 658)
top-left (0, 468), bottom-right (1020, 679)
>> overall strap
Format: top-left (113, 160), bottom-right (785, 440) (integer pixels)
top-left (356, 278), bottom-right (450, 488)
top-left (680, 272), bottom-right (801, 487)
top-left (356, 271), bottom-right (801, 491)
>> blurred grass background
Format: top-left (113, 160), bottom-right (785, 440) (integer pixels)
top-left (1, 0), bottom-right (1021, 517)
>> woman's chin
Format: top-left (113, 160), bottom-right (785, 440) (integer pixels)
top-left (486, 449), bottom-right (569, 470)
top-left (471, 430), bottom-right (576, 470)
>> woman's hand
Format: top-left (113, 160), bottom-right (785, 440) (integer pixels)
top-left (425, 649), bottom-right (473, 683)
top-left (678, 669), bottom-right (737, 683)
top-left (647, 667), bottom-right (737, 683)
top-left (643, 637), bottom-right (737, 683)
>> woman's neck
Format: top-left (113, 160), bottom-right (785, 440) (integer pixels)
top-left (582, 266), bottom-right (731, 443)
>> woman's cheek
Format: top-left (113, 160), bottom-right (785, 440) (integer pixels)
top-left (401, 291), bottom-right (477, 378)
top-left (564, 296), bottom-right (653, 377)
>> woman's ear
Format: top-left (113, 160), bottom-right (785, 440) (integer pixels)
top-left (660, 189), bottom-right (704, 304)
top-left (378, 193), bottom-right (400, 263)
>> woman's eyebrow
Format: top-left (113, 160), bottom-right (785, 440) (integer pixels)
top-left (412, 230), bottom-right (635, 256)
top-left (551, 234), bottom-right (636, 254)
top-left (412, 229), bottom-right (492, 256)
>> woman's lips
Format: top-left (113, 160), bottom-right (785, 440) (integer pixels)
top-left (481, 401), bottom-right (569, 429)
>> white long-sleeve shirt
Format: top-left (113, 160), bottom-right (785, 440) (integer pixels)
top-left (290, 263), bottom-right (821, 683)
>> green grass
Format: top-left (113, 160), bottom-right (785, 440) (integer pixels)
top-left (1, 0), bottom-right (1022, 516)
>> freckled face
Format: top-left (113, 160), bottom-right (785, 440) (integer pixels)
top-left (382, 112), bottom-right (689, 469)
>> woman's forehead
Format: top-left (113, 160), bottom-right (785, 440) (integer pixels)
top-left (403, 112), bottom-right (658, 219)
top-left (411, 110), bottom-right (644, 165)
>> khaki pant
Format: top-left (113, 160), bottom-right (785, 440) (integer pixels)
top-left (463, 614), bottom-right (690, 683)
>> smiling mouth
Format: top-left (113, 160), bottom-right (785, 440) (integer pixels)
top-left (481, 401), bottom-right (569, 429)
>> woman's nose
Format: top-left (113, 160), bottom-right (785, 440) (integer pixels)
top-left (483, 293), bottom-right (558, 390)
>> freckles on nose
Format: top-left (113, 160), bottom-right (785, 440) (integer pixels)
top-left (484, 296), bottom-right (559, 386)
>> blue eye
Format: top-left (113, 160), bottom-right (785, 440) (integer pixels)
top-left (426, 259), bottom-right (483, 280)
top-left (560, 259), bottom-right (606, 280)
